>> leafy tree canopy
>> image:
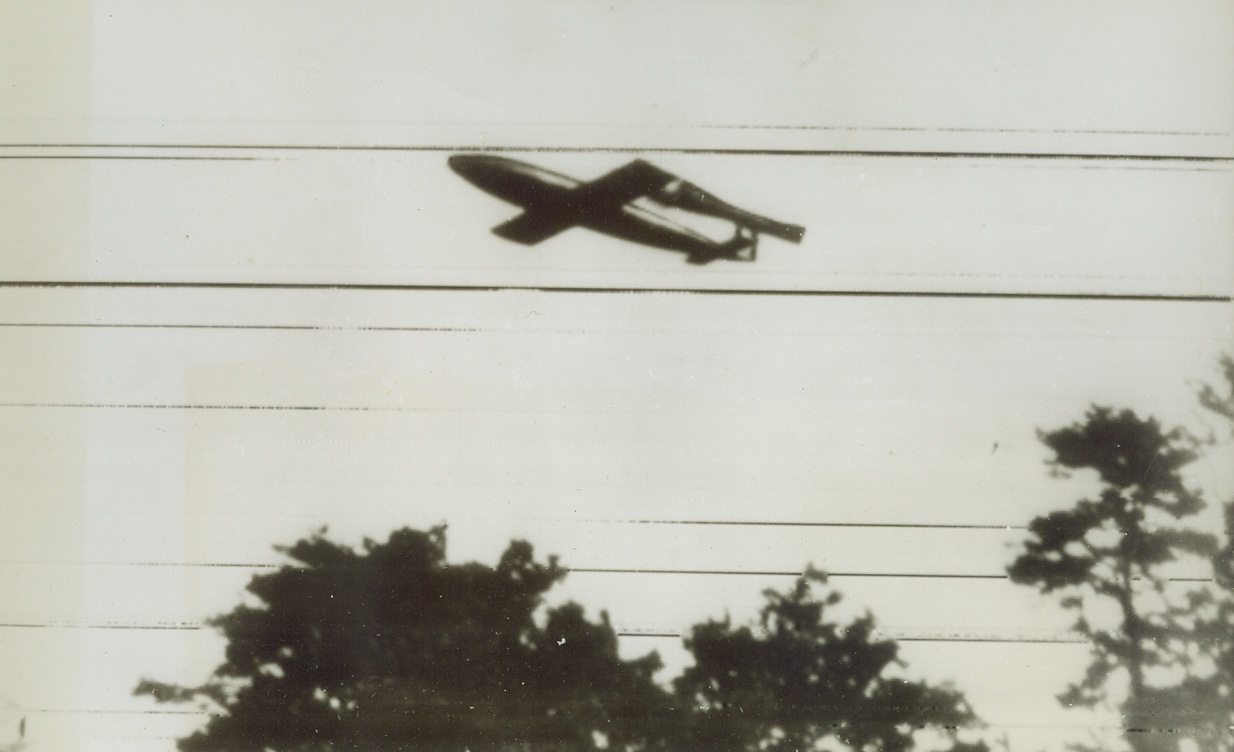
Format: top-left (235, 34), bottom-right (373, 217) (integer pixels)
top-left (138, 526), bottom-right (671, 752)
top-left (673, 569), bottom-right (988, 752)
top-left (1182, 353), bottom-right (1234, 751)
top-left (1009, 407), bottom-right (1217, 752)
top-left (139, 527), bottom-right (989, 752)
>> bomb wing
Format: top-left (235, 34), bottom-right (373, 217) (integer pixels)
top-left (449, 154), bottom-right (805, 262)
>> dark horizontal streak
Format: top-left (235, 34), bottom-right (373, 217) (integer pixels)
top-left (893, 636), bottom-right (1086, 644)
top-left (2, 323), bottom-right (1229, 343)
top-left (0, 322), bottom-right (483, 334)
top-left (617, 631), bottom-right (1085, 644)
top-left (5, 562), bottom-right (1005, 578)
top-left (602, 518), bottom-right (1022, 531)
top-left (40, 561), bottom-right (280, 568)
top-left (5, 143), bottom-right (1233, 162)
top-left (616, 632), bottom-right (681, 638)
top-left (2, 281), bottom-right (1228, 304)
top-left (0, 622), bottom-right (1085, 645)
top-left (569, 568), bottom-right (1006, 579)
top-left (699, 124), bottom-right (1231, 138)
top-left (65, 725), bottom-right (1228, 739)
top-left (0, 155), bottom-right (259, 161)
top-left (1027, 163), bottom-right (1230, 174)
top-left (73, 725), bottom-right (1203, 733)
top-left (0, 622), bottom-right (198, 631)
top-left (0, 403), bottom-right (403, 412)
top-left (6, 561), bottom-right (1208, 585)
top-left (571, 569), bottom-right (1211, 583)
top-left (0, 402), bottom-right (740, 415)
top-left (30, 708), bottom-right (211, 716)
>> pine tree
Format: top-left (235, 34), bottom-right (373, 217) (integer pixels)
top-left (673, 569), bottom-right (989, 752)
top-left (1008, 408), bottom-right (1217, 752)
top-left (137, 526), bottom-right (672, 752)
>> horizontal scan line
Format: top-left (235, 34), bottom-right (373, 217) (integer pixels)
top-left (5, 144), bottom-right (1233, 162)
top-left (77, 725), bottom-right (1204, 734)
top-left (1, 281), bottom-right (1228, 303)
top-left (0, 155), bottom-right (261, 161)
top-left (0, 622), bottom-right (1085, 645)
top-left (889, 635), bottom-right (1087, 644)
top-left (569, 569), bottom-right (1212, 583)
top-left (5, 561), bottom-right (1208, 586)
top-left (2, 564), bottom-right (1009, 579)
top-left (568, 568), bottom-right (1008, 579)
top-left (699, 124), bottom-right (1231, 138)
top-left (0, 322), bottom-right (484, 333)
top-left (7, 118), bottom-right (1229, 138)
top-left (1, 323), bottom-right (1229, 345)
top-left (0, 622), bottom-right (200, 630)
top-left (31, 722), bottom-right (1197, 737)
top-left (0, 560), bottom-right (281, 568)
top-left (29, 708), bottom-right (213, 716)
top-left (589, 518), bottom-right (1024, 531)
top-left (0, 402), bottom-right (838, 415)
top-left (0, 403), bottom-right (409, 412)
top-left (616, 631), bottom-right (1087, 644)
top-left (13, 119), bottom-right (1220, 137)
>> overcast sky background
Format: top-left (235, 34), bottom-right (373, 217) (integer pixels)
top-left (2, 2), bottom-right (1233, 751)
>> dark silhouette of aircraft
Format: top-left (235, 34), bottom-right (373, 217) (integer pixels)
top-left (449, 155), bottom-right (805, 264)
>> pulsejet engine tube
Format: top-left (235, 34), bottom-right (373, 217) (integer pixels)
top-left (649, 177), bottom-right (805, 244)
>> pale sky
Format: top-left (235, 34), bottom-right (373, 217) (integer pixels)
top-left (2, 2), bottom-right (1233, 751)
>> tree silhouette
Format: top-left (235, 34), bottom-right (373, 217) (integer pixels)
top-left (672, 569), bottom-right (989, 752)
top-left (139, 526), bottom-right (991, 752)
top-left (1008, 407), bottom-right (1217, 752)
top-left (1198, 354), bottom-right (1234, 430)
top-left (1181, 354), bottom-right (1234, 751)
top-left (136, 526), bottom-right (673, 752)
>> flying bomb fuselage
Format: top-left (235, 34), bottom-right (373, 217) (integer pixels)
top-left (449, 154), bottom-right (803, 262)
top-left (449, 155), bottom-right (580, 208)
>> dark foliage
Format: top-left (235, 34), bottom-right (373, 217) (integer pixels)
top-left (1181, 354), bottom-right (1234, 751)
top-left (138, 526), bottom-right (991, 752)
top-left (137, 526), bottom-right (672, 752)
top-left (1008, 407), bottom-right (1217, 752)
top-left (672, 569), bottom-right (988, 752)
top-left (1198, 354), bottom-right (1234, 428)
